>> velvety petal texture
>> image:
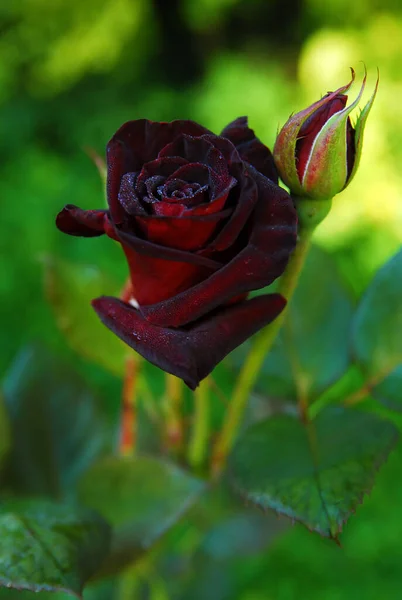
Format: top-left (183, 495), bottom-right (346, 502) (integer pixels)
top-left (56, 118), bottom-right (298, 388)
top-left (56, 205), bottom-right (107, 237)
top-left (221, 117), bottom-right (278, 183)
top-left (92, 294), bottom-right (286, 390)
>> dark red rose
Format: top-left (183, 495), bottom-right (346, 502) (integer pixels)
top-left (56, 118), bottom-right (297, 389)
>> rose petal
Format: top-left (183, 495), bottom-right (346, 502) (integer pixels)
top-left (118, 173), bottom-right (148, 216)
top-left (144, 175), bottom-right (166, 202)
top-left (136, 156), bottom-right (188, 187)
top-left (205, 163), bottom-right (257, 253)
top-left (107, 120), bottom-right (212, 219)
top-left (109, 119), bottom-right (211, 172)
top-left (166, 162), bottom-right (234, 204)
top-left (165, 163), bottom-right (210, 187)
top-left (55, 205), bottom-right (107, 237)
top-left (158, 136), bottom-right (231, 192)
top-left (221, 117), bottom-right (278, 182)
top-left (160, 178), bottom-right (206, 205)
top-left (107, 139), bottom-right (128, 222)
top-left (154, 180), bottom-right (235, 218)
top-left (115, 224), bottom-right (222, 270)
top-left (121, 244), bottom-right (217, 305)
top-left (135, 209), bottom-right (232, 251)
top-left (201, 134), bottom-right (242, 166)
top-left (141, 171), bottom-right (297, 327)
top-left (92, 294), bottom-right (286, 389)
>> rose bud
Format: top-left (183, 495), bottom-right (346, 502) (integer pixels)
top-left (56, 118), bottom-right (297, 389)
top-left (273, 69), bottom-right (378, 201)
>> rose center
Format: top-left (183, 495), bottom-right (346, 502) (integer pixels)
top-left (157, 181), bottom-right (203, 200)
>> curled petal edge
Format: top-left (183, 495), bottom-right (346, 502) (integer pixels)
top-left (92, 294), bottom-right (286, 389)
top-left (55, 205), bottom-right (107, 237)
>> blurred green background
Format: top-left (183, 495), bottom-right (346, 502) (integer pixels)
top-left (1, 0), bottom-right (402, 598)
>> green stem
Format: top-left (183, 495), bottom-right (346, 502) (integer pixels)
top-left (188, 379), bottom-right (210, 472)
top-left (211, 227), bottom-right (314, 477)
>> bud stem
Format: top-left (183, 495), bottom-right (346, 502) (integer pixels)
top-left (293, 197), bottom-right (332, 231)
top-left (210, 197), bottom-right (331, 477)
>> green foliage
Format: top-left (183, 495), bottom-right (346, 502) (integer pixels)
top-left (228, 408), bottom-right (399, 538)
top-left (233, 246), bottom-right (353, 401)
top-left (45, 257), bottom-right (128, 378)
top-left (352, 248), bottom-right (402, 410)
top-left (199, 511), bottom-right (284, 560)
top-left (2, 345), bottom-right (108, 497)
top-left (0, 499), bottom-right (110, 598)
top-left (0, 0), bottom-right (402, 596)
top-left (78, 456), bottom-right (206, 575)
top-left (353, 248), bottom-right (402, 376)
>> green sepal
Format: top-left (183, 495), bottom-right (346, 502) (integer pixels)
top-left (347, 70), bottom-right (379, 186)
top-left (273, 69), bottom-right (355, 195)
top-left (302, 72), bottom-right (367, 199)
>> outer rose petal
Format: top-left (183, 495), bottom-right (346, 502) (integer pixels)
top-left (56, 205), bottom-right (107, 237)
top-left (92, 294), bottom-right (286, 389)
top-left (121, 242), bottom-right (217, 305)
top-left (221, 117), bottom-right (278, 183)
top-left (111, 120), bottom-right (212, 169)
top-left (141, 170), bottom-right (297, 327)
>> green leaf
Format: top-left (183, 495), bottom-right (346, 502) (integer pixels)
top-left (78, 456), bottom-right (206, 574)
top-left (44, 256), bottom-right (127, 377)
top-left (352, 248), bottom-right (402, 410)
top-left (0, 499), bottom-right (110, 598)
top-left (371, 367), bottom-right (402, 411)
top-left (2, 345), bottom-right (107, 497)
top-left (0, 394), bottom-right (10, 469)
top-left (233, 246), bottom-right (354, 401)
top-left (0, 589), bottom-right (70, 599)
top-left (228, 407), bottom-right (398, 538)
top-left (199, 511), bottom-right (285, 561)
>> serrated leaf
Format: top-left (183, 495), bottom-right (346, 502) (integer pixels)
top-left (44, 256), bottom-right (127, 377)
top-left (0, 589), bottom-right (70, 599)
top-left (0, 499), bottom-right (110, 598)
top-left (232, 246), bottom-right (353, 400)
top-left (78, 456), bottom-right (205, 574)
top-left (228, 407), bottom-right (398, 538)
top-left (352, 248), bottom-right (402, 410)
top-left (2, 345), bottom-right (107, 497)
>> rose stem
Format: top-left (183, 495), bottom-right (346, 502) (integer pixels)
top-left (164, 374), bottom-right (184, 453)
top-left (119, 354), bottom-right (139, 456)
top-left (187, 379), bottom-right (210, 473)
top-left (211, 226), bottom-right (314, 477)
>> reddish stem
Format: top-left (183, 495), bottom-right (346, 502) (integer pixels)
top-left (119, 355), bottom-right (138, 456)
top-left (120, 278), bottom-right (134, 303)
top-left (164, 374), bottom-right (184, 453)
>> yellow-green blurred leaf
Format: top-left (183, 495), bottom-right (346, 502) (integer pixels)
top-left (45, 256), bottom-right (127, 377)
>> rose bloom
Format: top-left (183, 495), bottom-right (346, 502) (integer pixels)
top-left (56, 118), bottom-right (297, 389)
